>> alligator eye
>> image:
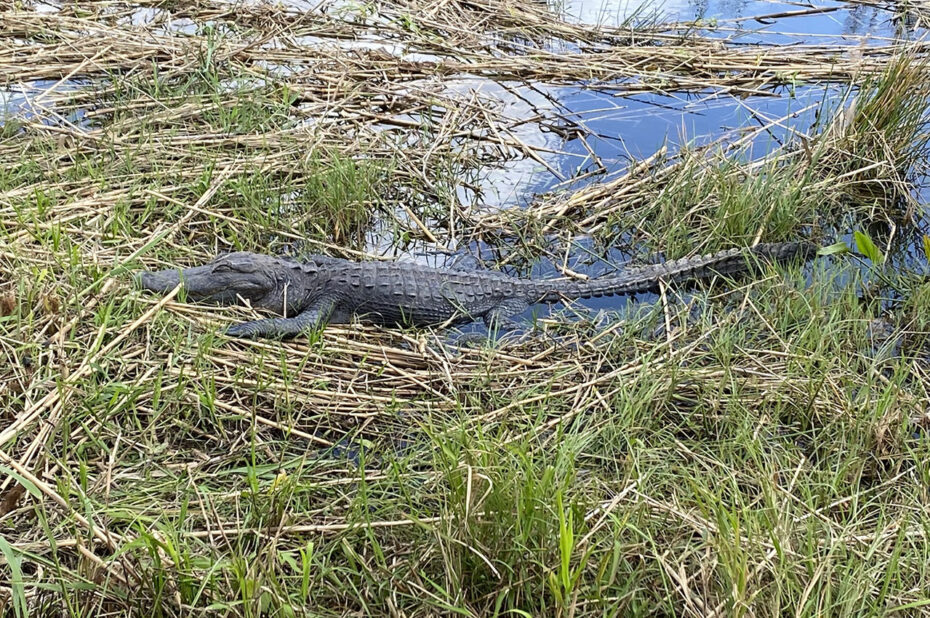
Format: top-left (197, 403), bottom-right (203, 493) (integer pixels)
top-left (212, 262), bottom-right (233, 273)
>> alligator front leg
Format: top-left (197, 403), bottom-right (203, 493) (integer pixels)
top-left (225, 298), bottom-right (336, 339)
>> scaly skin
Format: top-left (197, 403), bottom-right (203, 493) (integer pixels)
top-left (136, 241), bottom-right (818, 339)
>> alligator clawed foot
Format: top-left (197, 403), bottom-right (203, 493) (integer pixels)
top-left (451, 332), bottom-right (492, 348)
top-left (223, 323), bottom-right (258, 338)
top-left (450, 327), bottom-right (527, 349)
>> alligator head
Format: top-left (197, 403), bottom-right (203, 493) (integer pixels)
top-left (136, 252), bottom-right (300, 313)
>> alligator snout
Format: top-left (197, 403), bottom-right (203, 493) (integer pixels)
top-left (136, 259), bottom-right (278, 307)
top-left (135, 269), bottom-right (183, 293)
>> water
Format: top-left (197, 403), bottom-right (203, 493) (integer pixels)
top-left (562, 0), bottom-right (899, 42)
top-left (474, 0), bottom-right (909, 198)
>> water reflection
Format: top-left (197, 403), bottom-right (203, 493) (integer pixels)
top-left (561, 0), bottom-right (896, 43)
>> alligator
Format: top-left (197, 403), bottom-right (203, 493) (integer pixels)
top-left (136, 241), bottom-right (818, 339)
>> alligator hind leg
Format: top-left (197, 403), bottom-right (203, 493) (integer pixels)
top-left (483, 298), bottom-right (529, 334)
top-left (453, 299), bottom-right (529, 347)
top-left (225, 298), bottom-right (337, 339)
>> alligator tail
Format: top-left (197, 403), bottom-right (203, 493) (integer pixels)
top-left (534, 241), bottom-right (818, 302)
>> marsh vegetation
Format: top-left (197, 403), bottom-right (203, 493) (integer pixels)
top-left (1, 0), bottom-right (930, 615)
